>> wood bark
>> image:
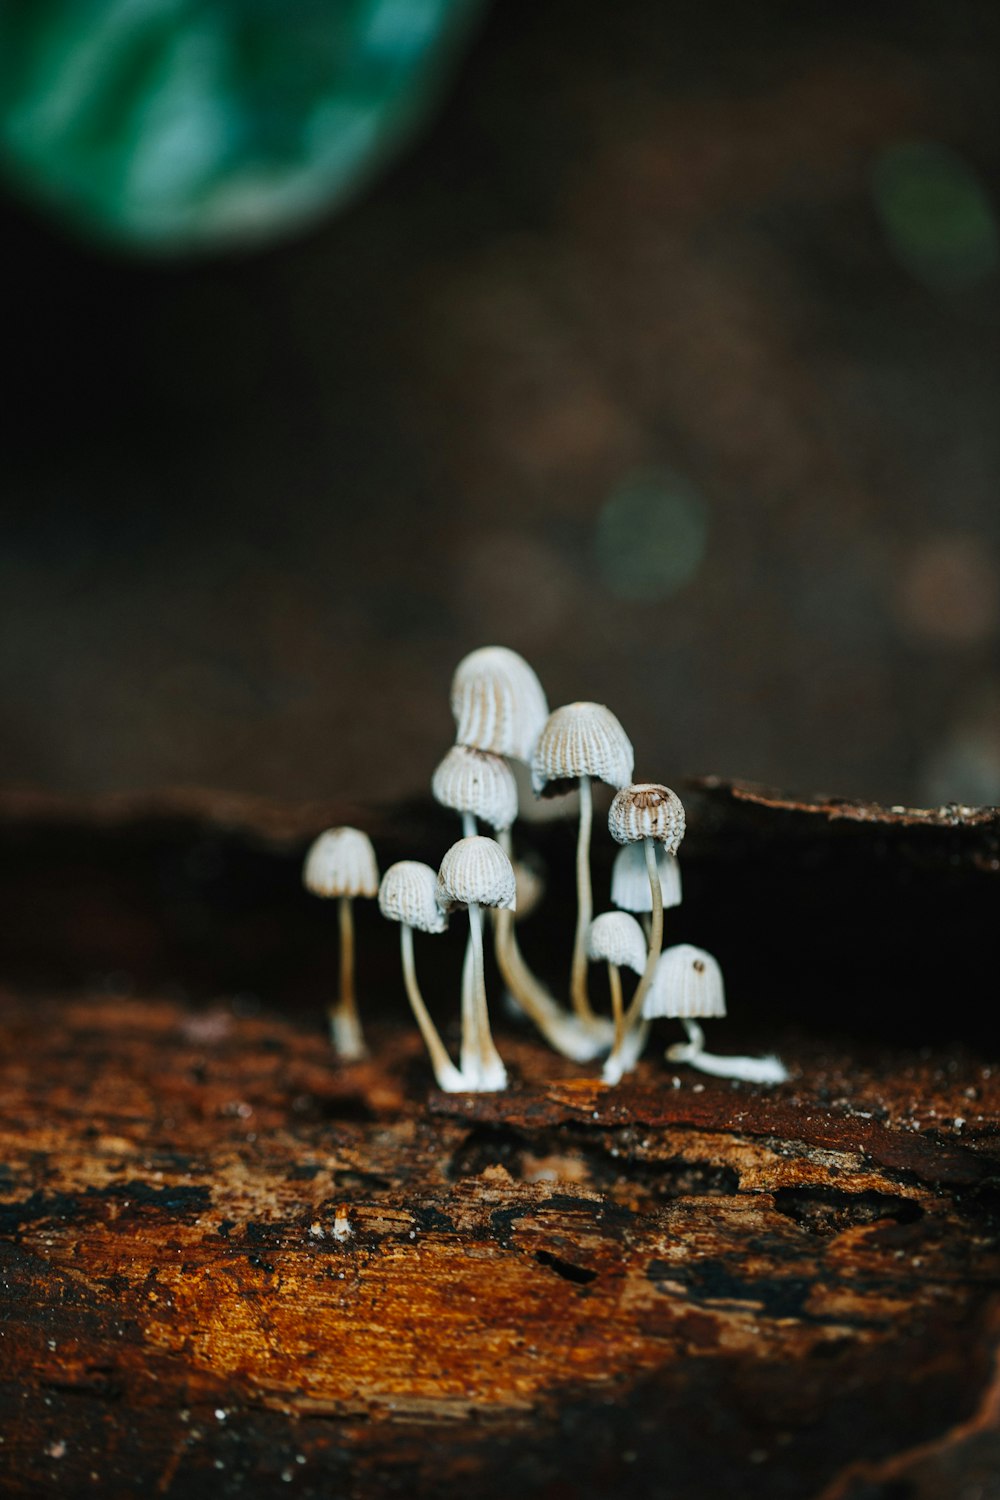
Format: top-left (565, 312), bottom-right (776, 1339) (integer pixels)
top-left (0, 784), bottom-right (997, 1498)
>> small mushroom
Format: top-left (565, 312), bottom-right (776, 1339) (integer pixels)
top-left (436, 836), bottom-right (515, 1091)
top-left (602, 783), bottom-right (685, 1083)
top-left (587, 912), bottom-right (647, 1060)
top-left (451, 645), bottom-right (549, 763)
top-left (611, 842), bottom-right (682, 930)
top-left (431, 744), bottom-right (518, 838)
top-left (643, 944), bottom-right (789, 1085)
top-left (302, 827), bottom-right (379, 1059)
top-left (378, 862), bottom-right (465, 1092)
top-left (532, 703), bottom-right (634, 1029)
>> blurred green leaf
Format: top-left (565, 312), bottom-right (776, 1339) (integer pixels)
top-left (0, 0), bottom-right (486, 252)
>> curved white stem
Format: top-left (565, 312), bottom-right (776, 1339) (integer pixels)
top-left (602, 1019), bottom-right (650, 1086)
top-left (495, 826), bottom-right (611, 1060)
top-left (400, 926), bottom-right (466, 1092)
top-left (602, 836), bottom-right (662, 1082)
top-left (665, 1044), bottom-right (788, 1085)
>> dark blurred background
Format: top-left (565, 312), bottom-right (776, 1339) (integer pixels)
top-left (2, 0), bottom-right (999, 809)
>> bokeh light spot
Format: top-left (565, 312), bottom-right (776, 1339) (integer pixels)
top-left (595, 469), bottom-right (707, 603)
top-left (871, 141), bottom-right (999, 292)
top-left (894, 534), bottom-right (999, 647)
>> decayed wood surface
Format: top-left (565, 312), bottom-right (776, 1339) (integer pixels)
top-left (0, 786), bottom-right (998, 1498)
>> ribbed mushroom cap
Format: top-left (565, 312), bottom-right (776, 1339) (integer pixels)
top-left (436, 836), bottom-right (517, 913)
top-left (303, 827), bottom-right (379, 898)
top-left (609, 783), bottom-right (685, 853)
top-left (587, 911), bottom-right (647, 976)
top-left (611, 842), bottom-right (682, 913)
top-left (378, 862), bottom-right (448, 935)
top-left (643, 944), bottom-right (726, 1020)
top-left (431, 745), bottom-right (518, 832)
top-left (451, 646), bottom-right (549, 763)
top-left (531, 702), bottom-right (634, 795)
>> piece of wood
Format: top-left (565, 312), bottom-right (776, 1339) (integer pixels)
top-left (0, 787), bottom-right (998, 1497)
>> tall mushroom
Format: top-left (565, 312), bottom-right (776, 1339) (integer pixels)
top-left (436, 835), bottom-right (515, 1091)
top-left (602, 783), bottom-right (685, 1084)
top-left (378, 861), bottom-right (466, 1093)
top-left (446, 658), bottom-right (604, 1061)
top-left (302, 826), bottom-right (379, 1059)
top-left (644, 944), bottom-right (789, 1085)
top-left (587, 911), bottom-right (647, 1060)
top-left (531, 703), bottom-right (634, 1031)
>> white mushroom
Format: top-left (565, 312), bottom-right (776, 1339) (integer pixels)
top-left (431, 745), bottom-right (518, 837)
top-left (611, 842), bottom-right (682, 918)
top-left (644, 944), bottom-right (788, 1085)
top-left (378, 862), bottom-right (466, 1092)
top-left (587, 912), bottom-right (647, 1059)
top-left (451, 646), bottom-right (549, 764)
top-left (445, 660), bottom-right (605, 1063)
top-left (436, 836), bottom-right (515, 1091)
top-left (602, 783), bottom-right (684, 1083)
top-left (302, 827), bottom-right (379, 1059)
top-left (532, 703), bottom-right (634, 1031)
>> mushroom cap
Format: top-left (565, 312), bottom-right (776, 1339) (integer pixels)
top-left (609, 783), bottom-right (685, 853)
top-left (451, 646), bottom-right (549, 763)
top-left (436, 836), bottom-right (517, 912)
top-left (431, 745), bottom-right (518, 832)
top-left (378, 861), bottom-right (448, 935)
top-left (587, 911), bottom-right (647, 976)
top-left (611, 842), bottom-right (682, 913)
top-left (531, 702), bottom-right (635, 795)
top-left (303, 827), bottom-right (379, 898)
top-left (643, 944), bottom-right (726, 1020)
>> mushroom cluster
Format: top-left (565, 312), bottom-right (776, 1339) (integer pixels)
top-left (301, 644), bottom-right (786, 1092)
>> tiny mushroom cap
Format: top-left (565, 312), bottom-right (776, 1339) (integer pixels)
top-left (437, 836), bottom-right (517, 913)
top-left (303, 827), bottom-right (379, 898)
top-left (451, 646), bottom-right (549, 763)
top-left (611, 842), bottom-right (682, 912)
top-left (587, 912), bottom-right (647, 977)
top-left (643, 944), bottom-right (726, 1020)
top-left (379, 862), bottom-right (448, 935)
top-left (608, 783), bottom-right (685, 854)
top-left (531, 702), bottom-right (635, 795)
top-left (431, 745), bottom-right (518, 832)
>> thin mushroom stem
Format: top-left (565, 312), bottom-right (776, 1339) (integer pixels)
top-left (607, 962), bottom-right (625, 1057)
top-left (467, 901), bottom-right (507, 1090)
top-left (459, 937), bottom-right (477, 1081)
top-left (570, 774), bottom-right (596, 1024)
top-left (329, 894), bottom-right (365, 1059)
top-left (459, 810), bottom-right (477, 1065)
top-left (495, 827), bottom-right (610, 1062)
top-left (624, 836), bottom-right (664, 1028)
top-left (400, 925), bottom-right (465, 1092)
top-left (682, 1018), bottom-right (705, 1055)
top-left (602, 836), bottom-right (662, 1082)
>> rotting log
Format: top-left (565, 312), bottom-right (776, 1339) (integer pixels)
top-left (0, 785), bottom-right (998, 1498)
